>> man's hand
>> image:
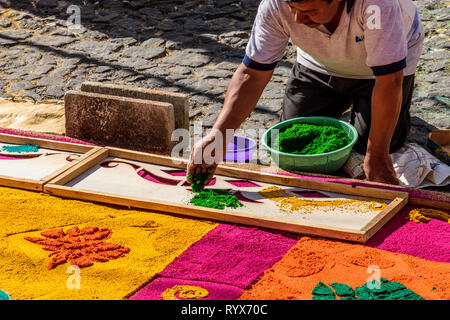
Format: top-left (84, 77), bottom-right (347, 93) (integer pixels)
top-left (364, 152), bottom-right (399, 185)
top-left (186, 133), bottom-right (221, 188)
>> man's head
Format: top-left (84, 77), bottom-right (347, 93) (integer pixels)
top-left (285, 0), bottom-right (344, 28)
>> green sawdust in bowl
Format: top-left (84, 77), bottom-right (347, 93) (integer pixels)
top-left (278, 123), bottom-right (351, 155)
top-left (261, 116), bottom-right (358, 174)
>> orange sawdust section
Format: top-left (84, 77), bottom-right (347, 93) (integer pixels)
top-left (239, 237), bottom-right (450, 300)
top-left (24, 226), bottom-right (130, 270)
top-left (408, 208), bottom-right (450, 223)
top-left (258, 186), bottom-right (386, 215)
top-left (0, 186), bottom-right (217, 300)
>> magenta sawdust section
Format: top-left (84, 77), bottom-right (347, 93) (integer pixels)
top-left (367, 205), bottom-right (450, 263)
top-left (157, 225), bottom-right (298, 287)
top-left (129, 224), bottom-right (298, 300)
top-left (0, 155), bottom-right (40, 160)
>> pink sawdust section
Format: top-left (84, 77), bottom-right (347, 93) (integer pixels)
top-left (292, 191), bottom-right (328, 198)
top-left (129, 277), bottom-right (243, 300)
top-left (367, 204), bottom-right (450, 263)
top-left (0, 128), bottom-right (95, 146)
top-left (137, 169), bottom-right (180, 185)
top-left (158, 224), bottom-right (298, 288)
top-left (226, 180), bottom-right (260, 188)
top-left (163, 169), bottom-right (187, 177)
top-left (0, 155), bottom-right (37, 159)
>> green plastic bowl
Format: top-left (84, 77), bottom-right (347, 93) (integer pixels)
top-left (261, 116), bottom-right (358, 174)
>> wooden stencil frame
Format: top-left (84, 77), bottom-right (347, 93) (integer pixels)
top-left (44, 147), bottom-right (408, 243)
top-left (0, 133), bottom-right (102, 191)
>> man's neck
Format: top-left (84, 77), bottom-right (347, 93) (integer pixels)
top-left (324, 1), bottom-right (346, 34)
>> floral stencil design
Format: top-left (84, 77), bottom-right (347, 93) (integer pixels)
top-left (25, 226), bottom-right (130, 270)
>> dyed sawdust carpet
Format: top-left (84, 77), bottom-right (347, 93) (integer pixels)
top-left (239, 236), bottom-right (449, 300)
top-left (0, 186), bottom-right (216, 299)
top-left (0, 186), bottom-right (449, 300)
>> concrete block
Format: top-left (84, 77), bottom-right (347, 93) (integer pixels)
top-left (80, 82), bottom-right (189, 131)
top-left (64, 90), bottom-right (175, 151)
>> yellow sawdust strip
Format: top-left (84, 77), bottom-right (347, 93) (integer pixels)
top-left (161, 285), bottom-right (209, 300)
top-left (0, 186), bottom-right (217, 300)
top-left (259, 186), bottom-right (387, 215)
top-left (408, 208), bottom-right (450, 223)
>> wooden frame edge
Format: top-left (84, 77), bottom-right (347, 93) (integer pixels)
top-left (40, 147), bottom-right (103, 183)
top-left (43, 184), bottom-right (367, 243)
top-left (409, 197), bottom-right (450, 211)
top-left (106, 147), bottom-right (187, 168)
top-left (360, 193), bottom-right (409, 242)
top-left (0, 175), bottom-right (43, 191)
top-left (0, 134), bottom-right (101, 191)
top-left (42, 147), bottom-right (411, 243)
top-left (46, 148), bottom-right (110, 186)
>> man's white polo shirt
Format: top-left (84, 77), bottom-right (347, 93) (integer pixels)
top-left (243, 0), bottom-right (424, 79)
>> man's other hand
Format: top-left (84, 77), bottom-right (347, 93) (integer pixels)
top-left (364, 152), bottom-right (400, 185)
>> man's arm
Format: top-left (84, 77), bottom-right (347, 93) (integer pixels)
top-left (364, 69), bottom-right (403, 185)
top-left (186, 63), bottom-right (273, 184)
top-left (213, 63), bottom-right (274, 133)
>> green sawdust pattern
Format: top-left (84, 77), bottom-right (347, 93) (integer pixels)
top-left (312, 278), bottom-right (425, 300)
top-left (0, 289), bottom-right (11, 300)
top-left (189, 189), bottom-right (243, 210)
top-left (1, 144), bottom-right (39, 153)
top-left (330, 283), bottom-right (355, 297)
top-left (311, 281), bottom-right (337, 300)
top-left (278, 123), bottom-right (350, 155)
top-left (187, 172), bottom-right (209, 192)
top-left (187, 173), bottom-right (243, 210)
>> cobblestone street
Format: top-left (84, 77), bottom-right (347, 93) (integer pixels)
top-left (0, 0), bottom-right (448, 158)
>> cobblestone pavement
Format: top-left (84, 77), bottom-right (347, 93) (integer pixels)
top-left (0, 0), bottom-right (448, 159)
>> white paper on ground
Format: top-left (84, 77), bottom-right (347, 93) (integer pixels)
top-left (343, 143), bottom-right (450, 188)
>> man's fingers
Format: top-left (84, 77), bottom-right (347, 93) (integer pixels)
top-left (203, 166), bottom-right (217, 186)
top-left (185, 136), bottom-right (220, 189)
top-left (388, 175), bottom-right (400, 185)
top-left (371, 173), bottom-right (399, 185)
top-left (186, 171), bottom-right (193, 184)
top-left (186, 158), bottom-right (195, 183)
top-left (385, 168), bottom-right (400, 185)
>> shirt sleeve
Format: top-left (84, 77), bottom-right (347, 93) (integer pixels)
top-left (363, 0), bottom-right (408, 76)
top-left (244, 0), bottom-right (290, 71)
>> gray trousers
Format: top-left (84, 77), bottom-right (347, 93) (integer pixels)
top-left (281, 62), bottom-right (415, 154)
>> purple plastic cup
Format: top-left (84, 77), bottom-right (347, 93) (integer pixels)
top-left (224, 135), bottom-right (257, 162)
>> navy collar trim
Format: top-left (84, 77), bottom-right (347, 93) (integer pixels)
top-left (347, 0), bottom-right (355, 14)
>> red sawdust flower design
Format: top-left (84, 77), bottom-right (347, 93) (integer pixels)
top-left (24, 226), bottom-right (130, 270)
